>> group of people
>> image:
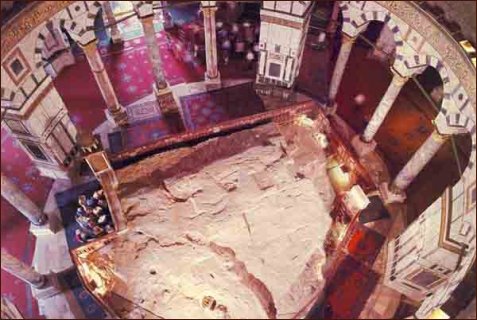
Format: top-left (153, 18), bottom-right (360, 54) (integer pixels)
top-left (74, 189), bottom-right (114, 243)
top-left (216, 21), bottom-right (260, 68)
top-left (178, 20), bottom-right (260, 69)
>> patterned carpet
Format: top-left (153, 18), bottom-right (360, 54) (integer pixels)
top-left (54, 28), bottom-right (205, 133)
top-left (346, 223), bottom-right (386, 267)
top-left (107, 115), bottom-right (174, 154)
top-left (58, 268), bottom-right (107, 319)
top-left (117, 16), bottom-right (163, 41)
top-left (323, 255), bottom-right (380, 319)
top-left (307, 222), bottom-right (385, 319)
top-left (1, 128), bottom-right (51, 319)
top-left (180, 81), bottom-right (265, 130)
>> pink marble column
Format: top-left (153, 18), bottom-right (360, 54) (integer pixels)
top-left (1, 172), bottom-right (47, 226)
top-left (393, 129), bottom-right (448, 190)
top-left (139, 15), bottom-right (167, 90)
top-left (81, 41), bottom-right (128, 126)
top-left (138, 15), bottom-right (180, 115)
top-left (102, 1), bottom-right (123, 44)
top-left (328, 34), bottom-right (356, 105)
top-left (201, 2), bottom-right (220, 82)
top-left (362, 70), bottom-right (409, 142)
top-left (1, 248), bottom-right (46, 288)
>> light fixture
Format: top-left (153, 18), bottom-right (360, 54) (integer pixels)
top-left (425, 308), bottom-right (450, 319)
top-left (295, 114), bottom-right (314, 128)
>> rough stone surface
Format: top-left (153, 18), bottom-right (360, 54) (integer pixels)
top-left (102, 123), bottom-right (335, 318)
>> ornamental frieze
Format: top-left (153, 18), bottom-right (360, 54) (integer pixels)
top-left (377, 1), bottom-right (476, 110)
top-left (1, 1), bottom-right (75, 60)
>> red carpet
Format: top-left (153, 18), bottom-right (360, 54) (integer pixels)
top-left (180, 81), bottom-right (264, 130)
top-left (54, 28), bottom-right (206, 133)
top-left (1, 128), bottom-right (51, 319)
top-left (308, 221), bottom-right (385, 318)
top-left (323, 255), bottom-right (380, 319)
top-left (346, 222), bottom-right (385, 266)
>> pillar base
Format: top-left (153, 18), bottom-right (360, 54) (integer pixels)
top-left (30, 221), bottom-right (55, 237)
top-left (379, 182), bottom-right (406, 204)
top-left (32, 273), bottom-right (63, 300)
top-left (35, 162), bottom-right (71, 181)
top-left (30, 213), bottom-right (48, 226)
top-left (154, 84), bottom-right (180, 115)
top-left (205, 72), bottom-right (221, 90)
top-left (105, 105), bottom-right (128, 127)
top-left (111, 32), bottom-right (123, 45)
top-left (324, 101), bottom-right (338, 116)
top-left (351, 135), bottom-right (377, 158)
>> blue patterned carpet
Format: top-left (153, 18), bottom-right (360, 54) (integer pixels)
top-left (55, 180), bottom-right (107, 319)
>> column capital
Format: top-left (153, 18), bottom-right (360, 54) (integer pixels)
top-left (139, 14), bottom-right (155, 24)
top-left (390, 67), bottom-right (410, 86)
top-left (80, 40), bottom-right (99, 56)
top-left (430, 125), bottom-right (450, 142)
top-left (201, 6), bottom-right (218, 15)
top-left (201, 1), bottom-right (217, 8)
top-left (342, 33), bottom-right (357, 44)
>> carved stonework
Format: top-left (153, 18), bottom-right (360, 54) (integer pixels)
top-left (1, 1), bottom-right (75, 59)
top-left (376, 1), bottom-right (476, 110)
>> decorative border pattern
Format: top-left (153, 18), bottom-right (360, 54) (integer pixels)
top-left (1, 1), bottom-right (75, 59)
top-left (2, 48), bottom-right (31, 86)
top-left (377, 1), bottom-right (476, 110)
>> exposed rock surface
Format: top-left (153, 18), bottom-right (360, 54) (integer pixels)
top-left (105, 124), bottom-right (334, 318)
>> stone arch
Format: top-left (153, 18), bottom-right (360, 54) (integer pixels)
top-left (33, 19), bottom-right (63, 69)
top-left (394, 53), bottom-right (476, 174)
top-left (33, 1), bottom-right (103, 70)
top-left (339, 3), bottom-right (405, 53)
top-left (404, 54), bottom-right (454, 109)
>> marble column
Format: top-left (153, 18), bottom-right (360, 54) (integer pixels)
top-left (1, 172), bottom-right (47, 226)
top-left (81, 41), bottom-right (128, 126)
top-left (138, 15), bottom-right (180, 115)
top-left (102, 1), bottom-right (123, 44)
top-left (362, 70), bottom-right (409, 142)
top-left (392, 129), bottom-right (448, 190)
top-left (328, 34), bottom-right (356, 105)
top-left (1, 248), bottom-right (46, 288)
top-left (201, 2), bottom-right (220, 83)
